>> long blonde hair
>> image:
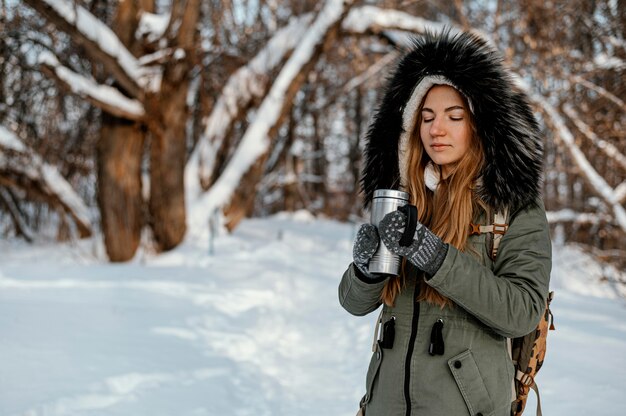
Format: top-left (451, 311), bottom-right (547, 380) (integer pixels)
top-left (380, 88), bottom-right (484, 308)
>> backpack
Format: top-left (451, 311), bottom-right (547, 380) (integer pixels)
top-left (470, 208), bottom-right (555, 416)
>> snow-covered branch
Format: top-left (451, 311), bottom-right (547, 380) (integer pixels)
top-left (24, 0), bottom-right (159, 97)
top-left (562, 104), bottom-right (626, 172)
top-left (190, 0), bottom-right (354, 225)
top-left (136, 11), bottom-right (169, 43)
top-left (186, 12), bottom-right (314, 198)
top-left (615, 183), bottom-right (626, 205)
top-left (0, 126), bottom-right (93, 238)
top-left (341, 6), bottom-right (494, 49)
top-left (586, 53), bottom-right (626, 72)
top-left (546, 209), bottom-right (614, 225)
top-left (39, 51), bottom-right (146, 120)
top-left (523, 86), bottom-right (626, 232)
top-left (571, 75), bottom-right (626, 112)
top-left (342, 5), bottom-right (445, 34)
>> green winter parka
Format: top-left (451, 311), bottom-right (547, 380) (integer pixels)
top-left (339, 202), bottom-right (551, 416)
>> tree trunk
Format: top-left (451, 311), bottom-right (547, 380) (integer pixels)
top-left (94, 0), bottom-right (150, 261)
top-left (311, 110), bottom-right (327, 212)
top-left (223, 158), bottom-right (267, 232)
top-left (97, 114), bottom-right (144, 261)
top-left (148, 80), bottom-right (188, 250)
top-left (283, 108), bottom-right (298, 212)
top-left (146, 0), bottom-right (199, 249)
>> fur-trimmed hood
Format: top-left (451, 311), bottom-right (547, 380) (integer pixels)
top-left (361, 30), bottom-right (543, 212)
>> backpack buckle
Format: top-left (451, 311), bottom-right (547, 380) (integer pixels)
top-left (493, 223), bottom-right (508, 234)
top-left (469, 223), bottom-right (482, 235)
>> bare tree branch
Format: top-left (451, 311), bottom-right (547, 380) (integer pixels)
top-left (163, 0), bottom-right (187, 42)
top-left (571, 75), bottom-right (626, 112)
top-left (314, 50), bottom-right (399, 111)
top-left (563, 104), bottom-right (626, 172)
top-left (524, 86), bottom-right (626, 232)
top-left (0, 187), bottom-right (34, 242)
top-left (176, 0), bottom-right (201, 49)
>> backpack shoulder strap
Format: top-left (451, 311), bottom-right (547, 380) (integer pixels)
top-left (492, 207), bottom-right (509, 259)
top-left (469, 206), bottom-right (510, 260)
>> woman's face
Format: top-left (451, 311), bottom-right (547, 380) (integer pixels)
top-left (419, 85), bottom-right (472, 178)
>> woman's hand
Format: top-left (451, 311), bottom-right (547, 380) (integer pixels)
top-left (378, 210), bottom-right (448, 277)
top-left (352, 224), bottom-right (380, 278)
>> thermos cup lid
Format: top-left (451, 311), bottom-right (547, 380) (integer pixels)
top-left (373, 189), bottom-right (409, 201)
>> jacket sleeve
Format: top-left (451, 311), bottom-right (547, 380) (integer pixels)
top-left (426, 200), bottom-right (551, 338)
top-left (338, 263), bottom-right (388, 316)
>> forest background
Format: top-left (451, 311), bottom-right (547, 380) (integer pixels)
top-left (1, 0), bottom-right (624, 275)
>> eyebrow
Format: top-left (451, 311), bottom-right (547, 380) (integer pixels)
top-left (422, 105), bottom-right (465, 113)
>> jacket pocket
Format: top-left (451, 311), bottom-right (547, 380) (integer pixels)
top-left (448, 349), bottom-right (495, 416)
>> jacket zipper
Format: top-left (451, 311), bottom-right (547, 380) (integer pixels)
top-left (404, 282), bottom-right (420, 416)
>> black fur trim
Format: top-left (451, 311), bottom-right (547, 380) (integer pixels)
top-left (361, 29), bottom-right (543, 212)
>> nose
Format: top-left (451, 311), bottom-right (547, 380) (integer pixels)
top-left (429, 117), bottom-right (445, 137)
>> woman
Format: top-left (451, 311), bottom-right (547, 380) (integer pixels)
top-left (339, 30), bottom-right (552, 416)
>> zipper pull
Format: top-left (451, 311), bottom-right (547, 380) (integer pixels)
top-left (429, 319), bottom-right (445, 356)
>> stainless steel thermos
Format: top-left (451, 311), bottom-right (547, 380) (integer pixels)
top-left (368, 189), bottom-right (410, 275)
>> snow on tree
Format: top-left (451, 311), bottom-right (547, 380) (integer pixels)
top-left (525, 88), bottom-right (626, 232)
top-left (9, 1), bottom-right (624, 266)
top-left (39, 51), bottom-right (146, 120)
top-left (185, 12), bottom-right (315, 199)
top-left (562, 104), bottom-right (626, 172)
top-left (0, 125), bottom-right (92, 239)
top-left (190, 0), bottom-right (356, 230)
top-left (24, 0), bottom-right (199, 260)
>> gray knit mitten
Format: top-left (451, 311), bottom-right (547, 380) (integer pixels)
top-left (352, 223), bottom-right (380, 278)
top-left (378, 210), bottom-right (448, 277)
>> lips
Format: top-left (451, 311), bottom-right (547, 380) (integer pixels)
top-left (430, 143), bottom-right (450, 151)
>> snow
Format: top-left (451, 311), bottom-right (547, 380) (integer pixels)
top-left (190, 0), bottom-right (353, 227)
top-left (0, 125), bottom-right (27, 152)
top-left (39, 51), bottom-right (146, 118)
top-left (591, 53), bottom-right (626, 71)
top-left (616, 182), bottom-right (626, 203)
top-left (546, 209), bottom-right (613, 225)
top-left (1, 212), bottom-right (625, 416)
top-left (136, 11), bottom-right (169, 42)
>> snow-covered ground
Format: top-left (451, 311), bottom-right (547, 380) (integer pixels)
top-left (1, 211), bottom-right (625, 416)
